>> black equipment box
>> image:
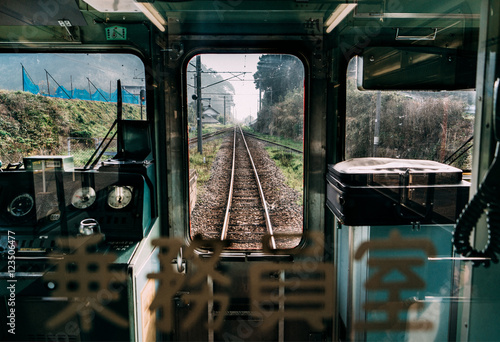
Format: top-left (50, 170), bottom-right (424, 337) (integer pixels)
top-left (326, 158), bottom-right (470, 226)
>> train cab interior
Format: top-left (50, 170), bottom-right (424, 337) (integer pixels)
top-left (0, 0), bottom-right (500, 341)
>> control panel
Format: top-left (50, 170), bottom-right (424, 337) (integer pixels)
top-left (0, 169), bottom-right (151, 258)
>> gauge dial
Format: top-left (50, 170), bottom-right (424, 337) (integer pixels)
top-left (71, 187), bottom-right (97, 209)
top-left (107, 186), bottom-right (133, 209)
top-left (8, 193), bottom-right (34, 217)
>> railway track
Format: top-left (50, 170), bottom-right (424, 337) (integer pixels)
top-left (190, 126), bottom-right (303, 250)
top-left (220, 126), bottom-right (276, 249)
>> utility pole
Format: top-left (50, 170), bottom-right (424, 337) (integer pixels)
top-left (88, 79), bottom-right (92, 100)
top-left (196, 55), bottom-right (203, 154)
top-left (224, 95), bottom-right (226, 125)
top-left (46, 71), bottom-right (50, 96)
top-left (440, 98), bottom-right (449, 162)
top-left (373, 90), bottom-right (381, 157)
top-left (140, 89), bottom-right (145, 120)
top-left (21, 64), bottom-right (24, 92)
top-left (259, 87), bottom-right (262, 112)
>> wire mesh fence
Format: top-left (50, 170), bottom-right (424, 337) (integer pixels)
top-left (67, 137), bottom-right (117, 167)
top-left (0, 152), bottom-right (23, 167)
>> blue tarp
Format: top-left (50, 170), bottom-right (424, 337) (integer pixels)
top-left (22, 68), bottom-right (40, 95)
top-left (22, 68), bottom-right (140, 105)
top-left (73, 88), bottom-right (91, 100)
top-left (54, 85), bottom-right (72, 99)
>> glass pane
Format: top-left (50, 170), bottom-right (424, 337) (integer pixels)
top-left (344, 225), bottom-right (457, 341)
top-left (346, 57), bottom-right (475, 171)
top-left (0, 53), bottom-right (146, 168)
top-left (188, 54), bottom-right (304, 249)
top-left (338, 57), bottom-right (476, 341)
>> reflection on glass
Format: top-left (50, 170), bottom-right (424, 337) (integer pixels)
top-left (341, 57), bottom-right (473, 341)
top-left (347, 225), bottom-right (458, 342)
top-left (346, 58), bottom-right (475, 171)
top-left (0, 53), bottom-right (146, 168)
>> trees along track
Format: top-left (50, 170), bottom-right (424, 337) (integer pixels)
top-left (220, 126), bottom-right (277, 249)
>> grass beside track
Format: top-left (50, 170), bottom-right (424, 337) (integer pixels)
top-left (266, 147), bottom-right (303, 206)
top-left (189, 138), bottom-right (223, 194)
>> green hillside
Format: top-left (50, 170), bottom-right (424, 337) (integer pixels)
top-left (0, 90), bottom-right (141, 165)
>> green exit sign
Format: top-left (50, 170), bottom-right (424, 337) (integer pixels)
top-left (106, 26), bottom-right (127, 40)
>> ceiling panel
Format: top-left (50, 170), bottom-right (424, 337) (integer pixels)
top-left (0, 0), bottom-right (87, 26)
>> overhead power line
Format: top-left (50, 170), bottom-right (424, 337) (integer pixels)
top-left (201, 73), bottom-right (246, 90)
top-left (187, 71), bottom-right (252, 74)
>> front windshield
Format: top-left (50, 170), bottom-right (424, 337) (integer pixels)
top-left (187, 53), bottom-right (305, 250)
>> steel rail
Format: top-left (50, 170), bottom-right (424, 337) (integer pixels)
top-left (220, 127), bottom-right (236, 241)
top-left (239, 126), bottom-right (276, 249)
top-left (221, 126), bottom-right (277, 249)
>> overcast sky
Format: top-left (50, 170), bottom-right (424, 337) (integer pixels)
top-left (199, 54), bottom-right (261, 121)
top-left (0, 53), bottom-right (144, 93)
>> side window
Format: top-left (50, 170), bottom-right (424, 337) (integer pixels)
top-left (346, 57), bottom-right (475, 170)
top-left (337, 57), bottom-right (476, 342)
top-left (0, 53), bottom-right (146, 168)
top-left (187, 54), bottom-right (305, 249)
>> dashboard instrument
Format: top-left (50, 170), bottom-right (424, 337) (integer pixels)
top-left (0, 170), bottom-right (150, 241)
top-left (71, 187), bottom-right (97, 209)
top-left (107, 185), bottom-right (133, 209)
top-left (8, 193), bottom-right (34, 217)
